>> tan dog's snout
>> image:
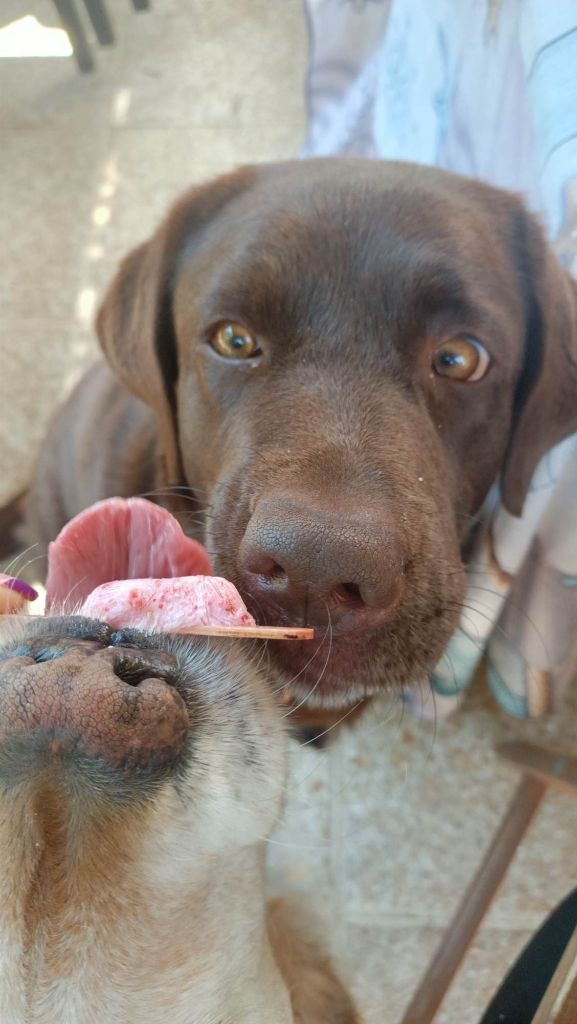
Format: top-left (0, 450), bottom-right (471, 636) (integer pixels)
top-left (0, 616), bottom-right (357, 1023)
top-left (239, 490), bottom-right (405, 633)
top-left (0, 632), bottom-right (189, 785)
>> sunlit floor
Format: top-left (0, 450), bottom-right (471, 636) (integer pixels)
top-left (2, 3), bottom-right (577, 1021)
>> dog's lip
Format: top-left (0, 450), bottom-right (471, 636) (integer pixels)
top-left (272, 643), bottom-right (380, 704)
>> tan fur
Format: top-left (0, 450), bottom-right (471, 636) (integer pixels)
top-left (0, 614), bottom-right (358, 1023)
top-left (268, 900), bottom-right (360, 1023)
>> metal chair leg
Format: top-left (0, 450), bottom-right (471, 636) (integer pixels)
top-left (52, 0), bottom-right (94, 72)
top-left (82, 0), bottom-right (114, 46)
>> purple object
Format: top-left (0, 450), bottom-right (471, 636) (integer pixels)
top-left (0, 577), bottom-right (38, 602)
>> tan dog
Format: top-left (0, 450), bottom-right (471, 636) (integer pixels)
top-left (0, 614), bottom-right (357, 1023)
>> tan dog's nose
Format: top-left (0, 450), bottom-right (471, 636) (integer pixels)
top-left (239, 492), bottom-right (405, 631)
top-left (0, 634), bottom-right (189, 784)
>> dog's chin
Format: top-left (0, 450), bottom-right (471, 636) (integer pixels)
top-left (268, 637), bottom-right (444, 712)
top-left (281, 671), bottom-right (383, 712)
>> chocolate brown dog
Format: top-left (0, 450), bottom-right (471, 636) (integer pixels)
top-left (23, 159), bottom-right (577, 711)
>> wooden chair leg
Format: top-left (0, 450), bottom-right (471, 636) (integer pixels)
top-left (82, 0), bottom-right (114, 46)
top-left (52, 0), bottom-right (94, 72)
top-left (400, 774), bottom-right (545, 1024)
top-left (401, 743), bottom-right (577, 1024)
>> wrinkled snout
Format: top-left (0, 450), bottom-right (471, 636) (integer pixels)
top-left (239, 491), bottom-right (406, 633)
top-left (0, 626), bottom-right (189, 788)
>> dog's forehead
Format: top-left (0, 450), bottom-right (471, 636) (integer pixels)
top-left (238, 162), bottom-right (513, 256)
top-left (174, 163), bottom-right (524, 359)
top-left (188, 170), bottom-right (504, 273)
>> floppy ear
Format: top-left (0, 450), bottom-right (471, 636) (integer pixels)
top-left (95, 168), bottom-right (256, 487)
top-left (501, 210), bottom-right (577, 516)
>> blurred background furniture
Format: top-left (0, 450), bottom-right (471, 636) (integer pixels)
top-left (52, 0), bottom-right (149, 71)
top-left (402, 743), bottom-right (577, 1024)
top-left (481, 891), bottom-right (577, 1023)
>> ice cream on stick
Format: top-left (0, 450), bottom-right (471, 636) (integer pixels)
top-left (19, 498), bottom-right (315, 640)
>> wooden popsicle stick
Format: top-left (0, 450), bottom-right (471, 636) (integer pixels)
top-left (3, 614), bottom-right (314, 641)
top-left (177, 624), bottom-right (314, 640)
top-left (400, 773), bottom-right (546, 1024)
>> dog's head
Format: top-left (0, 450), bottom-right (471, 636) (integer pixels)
top-left (0, 616), bottom-right (286, 847)
top-left (0, 615), bottom-right (358, 1022)
top-left (96, 159), bottom-right (577, 708)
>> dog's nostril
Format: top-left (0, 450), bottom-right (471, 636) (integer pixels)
top-left (113, 658), bottom-right (146, 686)
top-left (265, 561), bottom-right (286, 580)
top-left (247, 559), bottom-right (288, 585)
top-left (335, 582), bottom-right (364, 605)
top-left (241, 547), bottom-right (289, 582)
top-left (112, 656), bottom-right (170, 688)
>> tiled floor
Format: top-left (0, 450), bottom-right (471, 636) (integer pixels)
top-left (2, 4), bottom-right (577, 1022)
top-left (0, 0), bottom-right (307, 506)
top-left (271, 683), bottom-right (577, 1022)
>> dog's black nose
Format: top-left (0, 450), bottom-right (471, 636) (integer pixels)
top-left (239, 492), bottom-right (405, 631)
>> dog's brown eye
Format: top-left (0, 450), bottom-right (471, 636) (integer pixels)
top-left (433, 337), bottom-right (490, 382)
top-left (210, 322), bottom-right (260, 360)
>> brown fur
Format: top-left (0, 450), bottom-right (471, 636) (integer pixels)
top-left (17, 158), bottom-right (577, 718)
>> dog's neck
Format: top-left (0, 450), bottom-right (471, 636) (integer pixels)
top-left (0, 785), bottom-right (293, 1024)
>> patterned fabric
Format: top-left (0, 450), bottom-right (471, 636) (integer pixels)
top-left (302, 0), bottom-right (577, 718)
